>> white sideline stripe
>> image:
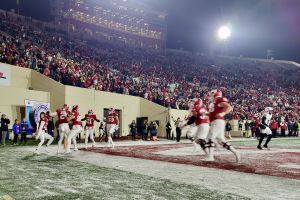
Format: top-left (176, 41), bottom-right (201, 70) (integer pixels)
top-left (22, 144), bottom-right (300, 200)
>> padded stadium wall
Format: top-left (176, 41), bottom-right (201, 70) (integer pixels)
top-left (1, 63), bottom-right (190, 137)
top-left (0, 64), bottom-right (50, 123)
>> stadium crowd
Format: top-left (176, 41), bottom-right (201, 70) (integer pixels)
top-left (0, 11), bottom-right (299, 131)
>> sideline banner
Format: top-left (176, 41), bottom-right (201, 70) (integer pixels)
top-left (0, 63), bottom-right (11, 86)
top-left (25, 100), bottom-right (50, 134)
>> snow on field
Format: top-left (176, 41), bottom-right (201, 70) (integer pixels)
top-left (20, 138), bottom-right (300, 200)
top-left (0, 146), bottom-right (247, 200)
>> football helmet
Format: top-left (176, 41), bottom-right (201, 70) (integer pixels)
top-left (209, 89), bottom-right (222, 100)
top-left (72, 105), bottom-right (79, 111)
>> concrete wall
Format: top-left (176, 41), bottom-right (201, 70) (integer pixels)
top-left (0, 86), bottom-right (50, 125)
top-left (10, 65), bottom-right (32, 89)
top-left (2, 63), bottom-right (241, 138)
top-left (140, 98), bottom-right (169, 137)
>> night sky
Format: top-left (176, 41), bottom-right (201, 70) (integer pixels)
top-left (1, 0), bottom-right (300, 62)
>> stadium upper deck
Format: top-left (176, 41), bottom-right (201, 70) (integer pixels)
top-left (50, 0), bottom-right (167, 49)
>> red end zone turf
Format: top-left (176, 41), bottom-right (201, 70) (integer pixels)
top-left (84, 144), bottom-right (300, 180)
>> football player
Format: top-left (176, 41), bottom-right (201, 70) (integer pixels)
top-left (181, 99), bottom-right (201, 152)
top-left (81, 109), bottom-right (100, 149)
top-left (257, 107), bottom-right (273, 150)
top-left (205, 89), bottom-right (240, 162)
top-left (34, 111), bottom-right (54, 154)
top-left (65, 105), bottom-right (83, 154)
top-left (192, 98), bottom-right (210, 155)
top-left (106, 108), bottom-right (119, 148)
top-left (55, 104), bottom-right (71, 154)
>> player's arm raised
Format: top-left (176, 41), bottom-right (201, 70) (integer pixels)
top-left (217, 102), bottom-right (233, 118)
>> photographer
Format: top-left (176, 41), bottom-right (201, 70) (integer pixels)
top-left (1, 114), bottom-right (10, 145)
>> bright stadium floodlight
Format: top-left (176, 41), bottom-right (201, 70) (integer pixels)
top-left (218, 26), bottom-right (231, 40)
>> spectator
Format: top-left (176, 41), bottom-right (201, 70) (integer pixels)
top-left (166, 121), bottom-right (172, 140)
top-left (225, 121), bottom-right (232, 139)
top-left (1, 114), bottom-right (10, 145)
top-left (245, 120), bottom-right (251, 138)
top-left (287, 121), bottom-right (294, 137)
top-left (149, 121), bottom-right (158, 141)
top-left (280, 121), bottom-right (287, 137)
top-left (129, 120), bottom-right (137, 141)
top-left (141, 120), bottom-right (148, 141)
top-left (270, 120), bottom-right (278, 138)
top-left (12, 119), bottom-right (20, 145)
top-left (296, 121), bottom-right (300, 137)
top-left (20, 117), bottom-right (29, 145)
top-left (238, 119), bottom-right (243, 131)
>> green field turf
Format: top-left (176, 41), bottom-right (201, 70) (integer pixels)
top-left (231, 137), bottom-right (300, 147)
top-left (0, 148), bottom-right (249, 200)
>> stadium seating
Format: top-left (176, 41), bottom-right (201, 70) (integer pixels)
top-left (0, 11), bottom-right (299, 124)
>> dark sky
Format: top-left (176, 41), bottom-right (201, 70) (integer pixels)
top-left (1, 0), bottom-right (300, 62)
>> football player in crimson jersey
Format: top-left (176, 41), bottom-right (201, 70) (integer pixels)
top-left (181, 99), bottom-right (202, 152)
top-left (192, 99), bottom-right (210, 155)
top-left (106, 108), bottom-right (119, 148)
top-left (34, 111), bottom-right (54, 155)
top-left (205, 89), bottom-right (240, 162)
top-left (81, 109), bottom-right (100, 149)
top-left (65, 105), bottom-right (83, 154)
top-left (51, 104), bottom-right (71, 154)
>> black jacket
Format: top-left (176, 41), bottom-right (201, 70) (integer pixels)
top-left (1, 118), bottom-right (10, 131)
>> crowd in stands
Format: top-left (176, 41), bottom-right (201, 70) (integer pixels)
top-left (1, 11), bottom-right (300, 128)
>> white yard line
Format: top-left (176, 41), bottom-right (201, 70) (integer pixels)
top-left (22, 143), bottom-right (300, 200)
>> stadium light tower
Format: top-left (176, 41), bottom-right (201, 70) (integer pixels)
top-left (217, 25), bottom-right (231, 41)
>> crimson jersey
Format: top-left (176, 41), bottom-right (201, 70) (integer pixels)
top-left (107, 112), bottom-right (118, 125)
top-left (85, 114), bottom-right (97, 127)
top-left (38, 116), bottom-right (49, 131)
top-left (193, 106), bottom-right (209, 125)
top-left (208, 97), bottom-right (228, 122)
top-left (57, 109), bottom-right (70, 125)
top-left (71, 111), bottom-right (82, 126)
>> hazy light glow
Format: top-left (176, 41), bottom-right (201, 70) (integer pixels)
top-left (218, 26), bottom-right (231, 40)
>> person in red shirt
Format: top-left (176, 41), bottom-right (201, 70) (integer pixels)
top-left (206, 89), bottom-right (240, 162)
top-left (43, 66), bottom-right (50, 77)
top-left (81, 109), bottom-right (100, 149)
top-left (65, 105), bottom-right (83, 154)
top-left (270, 120), bottom-right (278, 138)
top-left (106, 108), bottom-right (119, 149)
top-left (34, 111), bottom-right (54, 155)
top-left (280, 121), bottom-right (287, 137)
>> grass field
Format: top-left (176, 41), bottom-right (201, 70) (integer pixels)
top-left (0, 137), bottom-right (299, 200)
top-left (230, 137), bottom-right (300, 147)
top-left (0, 147), bottom-right (248, 200)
